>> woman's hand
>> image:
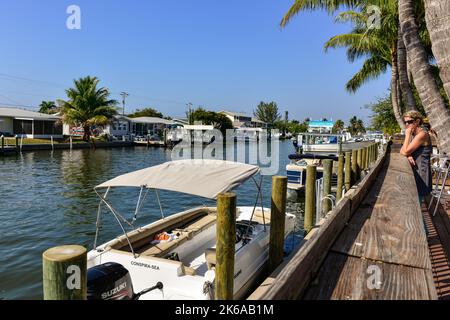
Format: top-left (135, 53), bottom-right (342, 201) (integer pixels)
top-left (405, 126), bottom-right (413, 136)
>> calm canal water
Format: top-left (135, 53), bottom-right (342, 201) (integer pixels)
top-left (0, 140), bottom-right (303, 299)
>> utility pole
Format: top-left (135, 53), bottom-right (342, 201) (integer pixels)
top-left (120, 92), bottom-right (129, 116)
top-left (186, 102), bottom-right (193, 125)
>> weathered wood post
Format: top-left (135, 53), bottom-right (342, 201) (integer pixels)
top-left (370, 144), bottom-right (374, 165)
top-left (1, 135), bottom-right (4, 153)
top-left (322, 160), bottom-right (333, 214)
top-left (15, 135), bottom-right (19, 152)
top-left (351, 149), bottom-right (358, 184)
top-left (361, 147), bottom-right (367, 171)
top-left (345, 152), bottom-right (352, 191)
top-left (42, 245), bottom-right (87, 300)
top-left (269, 176), bottom-right (287, 273)
top-left (364, 146), bottom-right (369, 170)
top-left (215, 192), bottom-right (237, 300)
top-left (304, 165), bottom-right (317, 234)
top-left (356, 148), bottom-right (362, 180)
top-left (336, 154), bottom-right (344, 202)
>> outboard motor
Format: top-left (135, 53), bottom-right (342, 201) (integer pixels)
top-left (87, 262), bottom-right (134, 300)
top-left (87, 262), bottom-right (163, 300)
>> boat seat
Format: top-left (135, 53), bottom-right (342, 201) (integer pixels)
top-left (178, 214), bottom-right (217, 234)
top-left (139, 214), bottom-right (217, 258)
top-left (107, 207), bottom-right (212, 252)
top-left (140, 230), bottom-right (192, 257)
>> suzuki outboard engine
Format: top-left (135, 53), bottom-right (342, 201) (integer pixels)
top-left (87, 262), bottom-right (134, 300)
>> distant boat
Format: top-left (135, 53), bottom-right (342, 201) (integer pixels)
top-left (287, 133), bottom-right (374, 191)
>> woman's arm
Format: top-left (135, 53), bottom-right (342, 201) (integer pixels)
top-left (400, 128), bottom-right (412, 155)
top-left (400, 131), bottom-right (426, 156)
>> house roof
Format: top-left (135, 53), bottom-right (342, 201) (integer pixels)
top-left (220, 111), bottom-right (250, 118)
top-left (308, 120), bottom-right (334, 127)
top-left (251, 118), bottom-right (266, 123)
top-left (0, 107), bottom-right (60, 121)
top-left (128, 117), bottom-right (175, 125)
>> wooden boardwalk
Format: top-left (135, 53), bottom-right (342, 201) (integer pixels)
top-left (303, 148), bottom-right (437, 299)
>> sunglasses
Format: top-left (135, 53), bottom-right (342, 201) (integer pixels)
top-left (405, 120), bottom-right (415, 125)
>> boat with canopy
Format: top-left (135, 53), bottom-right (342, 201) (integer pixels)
top-left (87, 159), bottom-right (296, 300)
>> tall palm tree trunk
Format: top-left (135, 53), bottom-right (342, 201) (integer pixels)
top-left (397, 28), bottom-right (418, 111)
top-left (391, 48), bottom-right (406, 131)
top-left (424, 0), bottom-right (450, 100)
top-left (399, 0), bottom-right (450, 154)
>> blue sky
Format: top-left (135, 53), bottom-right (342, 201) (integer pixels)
top-left (0, 0), bottom-right (391, 124)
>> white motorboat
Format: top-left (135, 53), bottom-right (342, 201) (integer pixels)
top-left (87, 159), bottom-right (296, 300)
top-left (294, 132), bottom-right (372, 155)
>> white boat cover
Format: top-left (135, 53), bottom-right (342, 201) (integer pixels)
top-left (95, 159), bottom-right (260, 199)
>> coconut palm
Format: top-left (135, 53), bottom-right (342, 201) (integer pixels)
top-left (332, 119), bottom-right (345, 133)
top-left (59, 76), bottom-right (117, 141)
top-left (39, 100), bottom-right (58, 114)
top-left (323, 7), bottom-right (406, 130)
top-left (399, 0), bottom-right (450, 154)
top-left (347, 116), bottom-right (365, 136)
top-left (424, 0), bottom-right (450, 100)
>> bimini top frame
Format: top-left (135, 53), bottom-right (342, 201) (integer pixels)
top-left (92, 160), bottom-right (266, 256)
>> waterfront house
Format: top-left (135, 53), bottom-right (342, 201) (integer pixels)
top-left (219, 111), bottom-right (267, 129)
top-left (129, 117), bottom-right (175, 137)
top-left (0, 107), bottom-right (63, 138)
top-left (307, 119), bottom-right (334, 133)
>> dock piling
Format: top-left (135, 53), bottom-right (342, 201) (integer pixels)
top-left (1, 135), bottom-right (4, 153)
top-left (42, 245), bottom-right (87, 300)
top-left (356, 149), bottom-right (362, 179)
top-left (269, 176), bottom-right (287, 273)
top-left (216, 192), bottom-right (237, 300)
top-left (351, 149), bottom-right (358, 185)
top-left (322, 159), bottom-right (333, 214)
top-left (345, 152), bottom-right (352, 191)
top-left (304, 165), bottom-right (317, 234)
top-left (336, 154), bottom-right (344, 202)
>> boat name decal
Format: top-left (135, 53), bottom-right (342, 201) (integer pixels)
top-left (131, 261), bottom-right (160, 270)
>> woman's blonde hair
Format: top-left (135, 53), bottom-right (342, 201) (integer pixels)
top-left (403, 110), bottom-right (423, 125)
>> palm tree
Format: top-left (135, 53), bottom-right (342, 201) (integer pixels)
top-left (399, 0), bottom-right (450, 154)
top-left (58, 76), bottom-right (117, 141)
top-left (323, 7), bottom-right (406, 130)
top-left (332, 119), bottom-right (345, 133)
top-left (39, 100), bottom-right (58, 114)
top-left (347, 116), bottom-right (365, 136)
top-left (424, 0), bottom-right (450, 100)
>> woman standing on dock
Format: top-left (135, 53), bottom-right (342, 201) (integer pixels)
top-left (400, 111), bottom-right (432, 203)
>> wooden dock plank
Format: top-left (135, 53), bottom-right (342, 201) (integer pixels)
top-left (304, 253), bottom-right (437, 300)
top-left (331, 153), bottom-right (431, 269)
top-left (303, 148), bottom-right (437, 299)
